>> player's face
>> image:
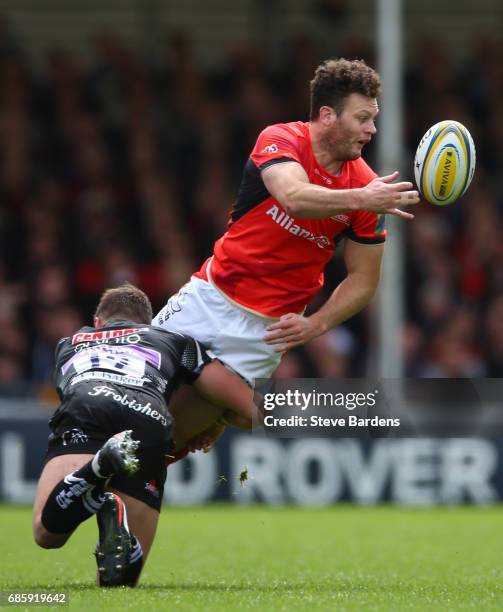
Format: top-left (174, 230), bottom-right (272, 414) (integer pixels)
top-left (323, 93), bottom-right (379, 161)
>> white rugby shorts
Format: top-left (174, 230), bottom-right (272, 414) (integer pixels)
top-left (152, 277), bottom-right (282, 385)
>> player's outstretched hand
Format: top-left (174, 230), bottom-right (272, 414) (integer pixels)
top-left (361, 171), bottom-right (419, 219)
top-left (186, 421), bottom-right (226, 454)
top-left (264, 313), bottom-right (321, 353)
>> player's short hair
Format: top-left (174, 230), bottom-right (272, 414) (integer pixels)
top-left (94, 283), bottom-right (153, 324)
top-left (309, 58), bottom-right (382, 120)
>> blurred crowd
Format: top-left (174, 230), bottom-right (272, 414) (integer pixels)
top-left (0, 20), bottom-right (502, 399)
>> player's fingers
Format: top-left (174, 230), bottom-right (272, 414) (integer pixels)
top-left (264, 331), bottom-right (285, 342)
top-left (264, 325), bottom-right (298, 340)
top-left (265, 321), bottom-right (283, 331)
top-left (204, 439), bottom-right (218, 452)
top-left (265, 330), bottom-right (301, 344)
top-left (267, 335), bottom-right (302, 346)
top-left (375, 171), bottom-right (399, 183)
top-left (389, 181), bottom-right (414, 192)
top-left (394, 191), bottom-right (420, 205)
top-left (386, 207), bottom-right (415, 220)
top-left (279, 312), bottom-right (297, 321)
top-left (188, 436), bottom-right (208, 451)
top-left (266, 316), bottom-right (296, 331)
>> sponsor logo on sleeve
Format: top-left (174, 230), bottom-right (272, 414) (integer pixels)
top-left (145, 480), bottom-right (160, 498)
top-left (331, 214), bottom-right (350, 225)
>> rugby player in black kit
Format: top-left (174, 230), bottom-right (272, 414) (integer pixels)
top-left (32, 284), bottom-right (256, 587)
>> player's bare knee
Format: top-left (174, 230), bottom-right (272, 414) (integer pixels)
top-left (33, 519), bottom-right (66, 549)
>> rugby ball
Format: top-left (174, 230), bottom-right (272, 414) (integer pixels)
top-left (414, 120), bottom-right (476, 206)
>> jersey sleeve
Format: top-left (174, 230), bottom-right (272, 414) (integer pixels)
top-left (178, 337), bottom-right (212, 384)
top-left (250, 124), bottom-right (302, 170)
top-left (344, 211), bottom-right (386, 244)
top-left (54, 337), bottom-right (67, 363)
top-left (52, 337), bottom-right (69, 398)
top-left (345, 159), bottom-right (386, 244)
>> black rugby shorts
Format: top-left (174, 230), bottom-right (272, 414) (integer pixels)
top-left (44, 382), bottom-right (173, 511)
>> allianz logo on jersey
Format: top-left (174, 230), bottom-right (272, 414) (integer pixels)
top-left (266, 205), bottom-right (331, 249)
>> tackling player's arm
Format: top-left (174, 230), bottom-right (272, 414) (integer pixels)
top-left (185, 362), bottom-right (259, 454)
top-left (177, 337), bottom-right (258, 430)
top-left (193, 361), bottom-right (259, 429)
top-left (171, 342), bottom-right (260, 456)
top-left (261, 162), bottom-right (418, 220)
top-left (264, 239), bottom-right (383, 352)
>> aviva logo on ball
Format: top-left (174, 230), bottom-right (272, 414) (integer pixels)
top-left (435, 147), bottom-right (457, 200)
top-left (414, 120), bottom-right (476, 206)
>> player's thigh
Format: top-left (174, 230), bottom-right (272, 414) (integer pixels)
top-left (33, 454), bottom-right (94, 531)
top-left (153, 278), bottom-right (218, 347)
top-left (108, 489), bottom-right (159, 560)
top-left (169, 385), bottom-right (224, 451)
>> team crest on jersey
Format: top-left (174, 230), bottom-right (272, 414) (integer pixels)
top-left (314, 168), bottom-right (333, 185)
top-left (261, 144), bottom-right (279, 154)
top-left (61, 428), bottom-right (89, 446)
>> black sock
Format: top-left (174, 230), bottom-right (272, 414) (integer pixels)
top-left (124, 536), bottom-right (144, 587)
top-left (72, 460), bottom-right (105, 485)
top-left (41, 460), bottom-right (107, 534)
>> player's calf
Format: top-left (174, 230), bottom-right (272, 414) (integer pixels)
top-left (34, 431), bottom-right (139, 549)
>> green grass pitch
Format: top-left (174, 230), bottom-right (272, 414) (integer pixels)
top-left (0, 504), bottom-right (501, 611)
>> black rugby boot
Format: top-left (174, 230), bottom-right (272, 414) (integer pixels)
top-left (92, 430), bottom-right (140, 479)
top-left (95, 493), bottom-right (132, 587)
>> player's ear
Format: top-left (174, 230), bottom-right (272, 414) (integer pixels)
top-left (94, 316), bottom-right (103, 328)
top-left (319, 105), bottom-right (336, 126)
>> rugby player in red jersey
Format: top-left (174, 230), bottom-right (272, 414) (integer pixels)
top-left (153, 58), bottom-right (419, 450)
